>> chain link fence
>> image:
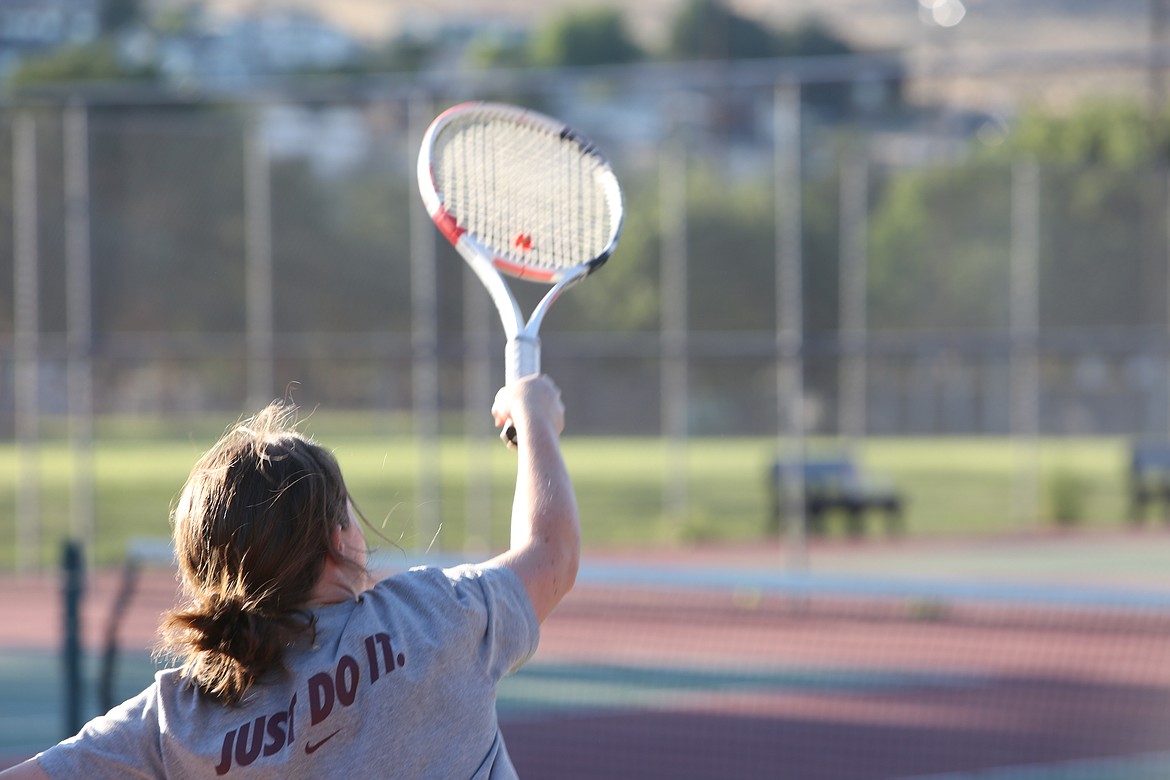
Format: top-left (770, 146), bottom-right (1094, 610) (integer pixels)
top-left (2, 49), bottom-right (1170, 563)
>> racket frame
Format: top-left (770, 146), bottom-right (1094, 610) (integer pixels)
top-left (417, 101), bottom-right (622, 384)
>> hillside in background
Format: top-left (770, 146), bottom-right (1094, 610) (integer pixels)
top-left (165, 0), bottom-right (1157, 110)
top-left (188, 0), bottom-right (1151, 54)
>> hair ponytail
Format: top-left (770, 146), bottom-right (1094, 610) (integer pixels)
top-left (160, 588), bottom-right (314, 705)
top-left (158, 402), bottom-right (354, 705)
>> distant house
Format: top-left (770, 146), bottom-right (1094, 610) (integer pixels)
top-left (152, 9), bottom-right (362, 89)
top-left (0, 0), bottom-right (99, 76)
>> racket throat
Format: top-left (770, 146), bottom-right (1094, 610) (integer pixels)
top-left (503, 271), bottom-right (586, 383)
top-left (506, 335), bottom-right (541, 383)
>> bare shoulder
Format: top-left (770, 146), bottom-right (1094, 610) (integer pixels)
top-left (0, 758), bottom-right (50, 780)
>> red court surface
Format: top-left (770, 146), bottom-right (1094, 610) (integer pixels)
top-left (3, 531), bottom-right (1169, 778)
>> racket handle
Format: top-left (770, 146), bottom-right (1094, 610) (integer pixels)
top-left (505, 335), bottom-right (541, 383)
top-left (504, 336), bottom-right (541, 446)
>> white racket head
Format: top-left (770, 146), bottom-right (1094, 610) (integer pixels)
top-left (417, 101), bottom-right (624, 284)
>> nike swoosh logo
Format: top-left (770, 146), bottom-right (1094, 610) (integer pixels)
top-left (304, 729), bottom-right (342, 755)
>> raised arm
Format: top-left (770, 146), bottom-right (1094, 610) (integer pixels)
top-left (486, 375), bottom-right (581, 623)
top-left (0, 757), bottom-right (51, 778)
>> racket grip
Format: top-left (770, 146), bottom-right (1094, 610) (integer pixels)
top-left (504, 336), bottom-right (541, 446)
top-left (505, 336), bottom-right (541, 383)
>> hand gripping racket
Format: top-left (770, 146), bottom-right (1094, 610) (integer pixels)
top-left (417, 102), bottom-right (624, 444)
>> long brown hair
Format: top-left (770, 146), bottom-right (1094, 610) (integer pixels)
top-left (159, 402), bottom-right (358, 705)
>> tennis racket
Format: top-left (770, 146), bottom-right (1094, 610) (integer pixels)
top-left (417, 102), bottom-right (624, 444)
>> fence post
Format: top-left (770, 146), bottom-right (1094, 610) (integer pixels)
top-left (463, 243), bottom-right (494, 552)
top-left (1010, 156), bottom-right (1041, 528)
top-left (839, 148), bottom-right (869, 445)
top-left (65, 101), bottom-right (96, 561)
top-left (14, 111), bottom-right (40, 572)
top-left (244, 108), bottom-right (275, 410)
top-left (1164, 166), bottom-right (1170, 442)
top-left (775, 81), bottom-right (807, 569)
top-left (409, 93), bottom-right (441, 552)
top-left (660, 96), bottom-right (690, 530)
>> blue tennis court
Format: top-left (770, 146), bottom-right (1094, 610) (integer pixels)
top-left (3, 536), bottom-right (1169, 778)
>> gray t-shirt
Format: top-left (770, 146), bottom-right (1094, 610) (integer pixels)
top-left (37, 564), bottom-right (540, 779)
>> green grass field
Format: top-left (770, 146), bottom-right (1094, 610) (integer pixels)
top-left (0, 414), bottom-right (1140, 568)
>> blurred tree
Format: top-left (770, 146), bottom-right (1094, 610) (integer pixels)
top-left (530, 7), bottom-right (642, 68)
top-left (992, 100), bottom-right (1170, 328)
top-left (101, 0), bottom-right (142, 34)
top-left (6, 43), bottom-right (157, 91)
top-left (775, 20), bottom-right (854, 58)
top-left (864, 100), bottom-right (1170, 334)
top-left (663, 3), bottom-right (865, 122)
top-left (364, 35), bottom-right (441, 73)
top-left (543, 170), bottom-right (661, 334)
top-left (775, 20), bottom-right (861, 115)
top-left (151, 5), bottom-right (202, 36)
top-left (1000, 100), bottom-right (1170, 167)
top-left (269, 158), bottom-right (413, 334)
top-left (867, 164), bottom-right (1012, 331)
top-left (550, 158), bottom-right (842, 336)
top-left (86, 108), bottom-right (247, 336)
top-left (466, 34), bottom-right (532, 69)
top-left (666, 0), bottom-right (776, 61)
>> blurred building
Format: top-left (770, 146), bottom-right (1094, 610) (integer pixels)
top-left (127, 7), bottom-right (362, 89)
top-left (0, 0), bottom-right (100, 76)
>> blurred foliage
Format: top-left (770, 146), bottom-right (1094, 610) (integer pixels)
top-left (530, 7), bottom-right (643, 68)
top-left (4, 1), bottom-right (860, 93)
top-left (775, 21), bottom-right (855, 59)
top-left (5, 0), bottom-right (1170, 393)
top-left (1048, 468), bottom-right (1089, 526)
top-left (559, 95), bottom-right (1170, 340)
top-left (867, 99), bottom-right (1170, 331)
top-left (472, 0), bottom-right (856, 77)
top-left (465, 35), bottom-right (531, 70)
top-left (550, 173), bottom-right (661, 333)
top-left (666, 0), bottom-right (776, 61)
top-left (550, 156), bottom-right (843, 336)
top-left (7, 43), bottom-right (157, 93)
top-left (87, 108), bottom-right (246, 334)
top-left (151, 5), bottom-right (202, 36)
top-left (999, 100), bottom-right (1170, 168)
top-left (665, 1), bottom-right (862, 117)
top-left (6, 0), bottom-right (150, 92)
top-left (100, 0), bottom-right (142, 35)
top-left (365, 35), bottom-right (441, 74)
top-left (19, 94), bottom-right (1166, 344)
top-left (867, 164), bottom-right (1012, 331)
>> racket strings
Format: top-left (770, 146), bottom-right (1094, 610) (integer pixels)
top-left (433, 116), bottom-right (618, 272)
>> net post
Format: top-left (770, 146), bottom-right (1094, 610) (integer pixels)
top-left (61, 538), bottom-right (85, 738)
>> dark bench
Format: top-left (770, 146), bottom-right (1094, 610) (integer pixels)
top-left (768, 456), bottom-right (904, 538)
top-left (1128, 442), bottom-right (1170, 524)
